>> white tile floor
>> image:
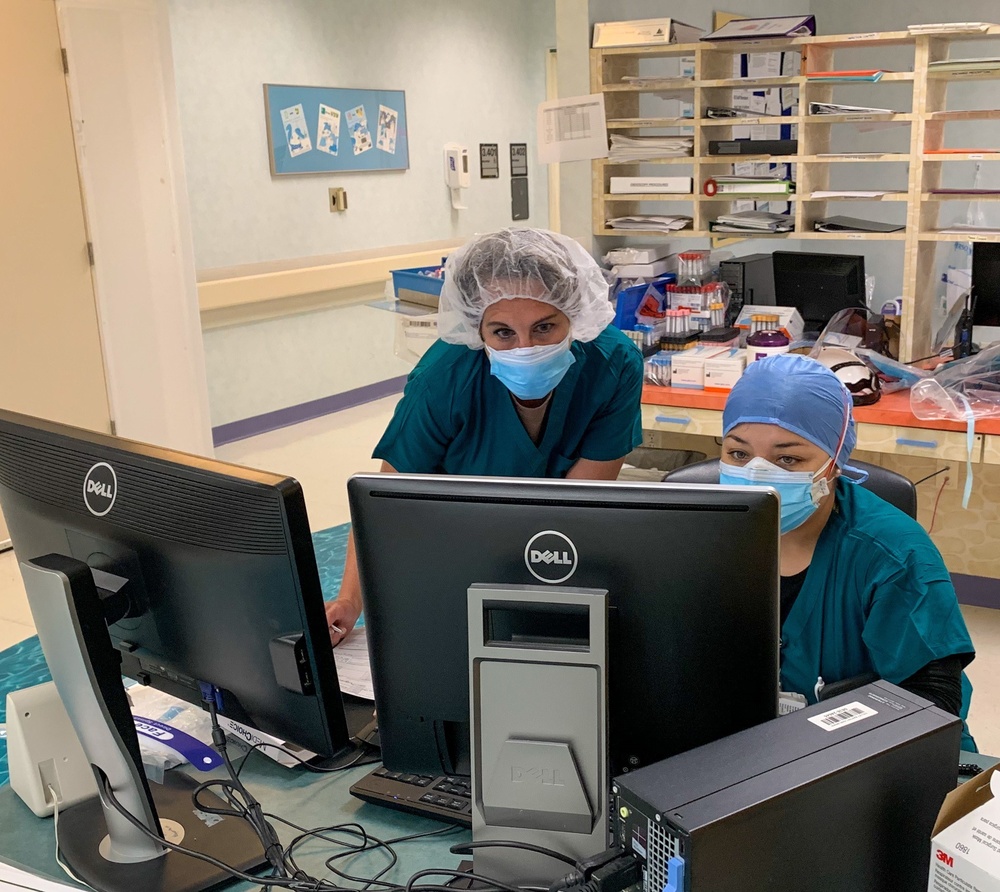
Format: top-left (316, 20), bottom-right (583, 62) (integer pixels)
top-left (1, 392), bottom-right (999, 754)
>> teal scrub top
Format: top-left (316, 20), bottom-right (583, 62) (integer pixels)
top-left (373, 325), bottom-right (643, 478)
top-left (781, 479), bottom-right (977, 749)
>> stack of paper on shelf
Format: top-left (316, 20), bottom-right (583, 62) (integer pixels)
top-left (928, 58), bottom-right (1000, 76)
top-left (608, 134), bottom-right (694, 161)
top-left (814, 216), bottom-right (905, 233)
top-left (622, 75), bottom-right (693, 87)
top-left (908, 22), bottom-right (997, 34)
top-left (808, 102), bottom-right (896, 115)
top-left (606, 215), bottom-right (693, 232)
top-left (809, 190), bottom-right (904, 198)
top-left (710, 211), bottom-right (794, 232)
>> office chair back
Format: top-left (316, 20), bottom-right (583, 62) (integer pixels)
top-left (662, 458), bottom-right (917, 518)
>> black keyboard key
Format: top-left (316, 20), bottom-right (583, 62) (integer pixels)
top-left (413, 777), bottom-right (432, 787)
top-left (373, 767), bottom-right (390, 777)
top-left (434, 782), bottom-right (452, 793)
top-left (419, 793), bottom-right (437, 804)
top-left (400, 774), bottom-right (418, 784)
top-left (449, 799), bottom-right (466, 810)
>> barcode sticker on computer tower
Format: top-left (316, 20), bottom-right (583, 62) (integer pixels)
top-left (807, 701), bottom-right (877, 731)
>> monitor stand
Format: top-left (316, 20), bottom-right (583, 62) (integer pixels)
top-left (20, 554), bottom-right (268, 892)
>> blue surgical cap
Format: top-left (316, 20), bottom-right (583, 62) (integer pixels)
top-left (723, 353), bottom-right (857, 467)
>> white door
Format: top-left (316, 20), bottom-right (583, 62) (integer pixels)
top-left (58, 0), bottom-right (214, 455)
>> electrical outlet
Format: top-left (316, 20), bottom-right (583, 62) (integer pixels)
top-left (936, 460), bottom-right (959, 491)
top-left (328, 187), bottom-right (347, 212)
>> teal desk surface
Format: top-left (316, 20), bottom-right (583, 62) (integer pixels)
top-left (0, 756), bottom-right (470, 891)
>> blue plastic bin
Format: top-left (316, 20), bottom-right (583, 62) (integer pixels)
top-left (613, 275), bottom-right (675, 331)
top-left (392, 265), bottom-right (445, 308)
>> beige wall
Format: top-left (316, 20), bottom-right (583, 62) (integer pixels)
top-left (0, 0), bottom-right (109, 433)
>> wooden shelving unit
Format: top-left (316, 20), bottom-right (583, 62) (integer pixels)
top-left (591, 26), bottom-right (1000, 361)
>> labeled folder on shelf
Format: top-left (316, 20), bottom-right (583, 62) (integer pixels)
top-left (701, 15), bottom-right (816, 41)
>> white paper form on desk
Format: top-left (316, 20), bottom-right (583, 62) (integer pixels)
top-left (334, 627), bottom-right (375, 701)
top-left (0, 858), bottom-right (82, 891)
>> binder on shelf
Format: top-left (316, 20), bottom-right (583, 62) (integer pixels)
top-left (593, 17), bottom-right (703, 48)
top-left (701, 15), bottom-right (816, 41)
top-left (709, 139), bottom-right (798, 156)
top-left (813, 216), bottom-right (905, 233)
top-left (704, 177), bottom-right (794, 196)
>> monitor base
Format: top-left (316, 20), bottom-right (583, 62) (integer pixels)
top-left (57, 771), bottom-right (268, 892)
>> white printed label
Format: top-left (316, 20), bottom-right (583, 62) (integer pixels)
top-left (808, 701), bottom-right (878, 731)
top-left (849, 32), bottom-right (878, 40)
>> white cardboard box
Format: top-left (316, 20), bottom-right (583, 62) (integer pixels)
top-left (612, 257), bottom-right (675, 278)
top-left (593, 17), bottom-right (703, 48)
top-left (704, 351), bottom-right (746, 392)
top-left (610, 176), bottom-right (693, 194)
top-left (671, 345), bottom-right (732, 389)
top-left (929, 765), bottom-right (1000, 891)
top-left (735, 305), bottom-right (805, 343)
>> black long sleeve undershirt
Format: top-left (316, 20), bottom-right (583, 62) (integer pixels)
top-left (779, 573), bottom-right (969, 716)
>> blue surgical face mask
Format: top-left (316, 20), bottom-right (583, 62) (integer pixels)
top-left (485, 337), bottom-right (576, 401)
top-left (720, 456), bottom-right (834, 534)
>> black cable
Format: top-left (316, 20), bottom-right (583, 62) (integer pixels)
top-left (235, 739), bottom-right (377, 780)
top-left (405, 868), bottom-right (524, 892)
top-left (97, 772), bottom-right (322, 889)
top-left (450, 841), bottom-right (578, 868)
top-left (324, 824), bottom-right (462, 890)
top-left (914, 466), bottom-right (950, 486)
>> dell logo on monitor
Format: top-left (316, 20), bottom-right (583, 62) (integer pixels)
top-left (524, 530), bottom-right (578, 584)
top-left (83, 462), bottom-right (117, 517)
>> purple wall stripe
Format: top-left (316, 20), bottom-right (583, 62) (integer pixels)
top-left (952, 573), bottom-right (1000, 610)
top-left (212, 375), bottom-right (407, 447)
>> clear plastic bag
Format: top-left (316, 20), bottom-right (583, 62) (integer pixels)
top-left (910, 344), bottom-right (1000, 421)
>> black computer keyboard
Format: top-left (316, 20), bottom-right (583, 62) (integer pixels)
top-left (349, 765), bottom-right (473, 826)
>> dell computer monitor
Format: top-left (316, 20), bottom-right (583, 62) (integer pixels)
top-left (772, 251), bottom-right (867, 333)
top-left (349, 473), bottom-right (780, 778)
top-left (0, 408), bottom-right (351, 758)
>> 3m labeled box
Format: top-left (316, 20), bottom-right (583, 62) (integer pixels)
top-left (929, 765), bottom-right (1000, 892)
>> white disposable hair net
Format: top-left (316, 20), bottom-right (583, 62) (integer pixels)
top-left (437, 227), bottom-right (614, 349)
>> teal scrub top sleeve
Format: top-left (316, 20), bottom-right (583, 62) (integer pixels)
top-left (372, 374), bottom-right (458, 473)
top-left (575, 345), bottom-right (644, 462)
top-left (861, 550), bottom-right (975, 685)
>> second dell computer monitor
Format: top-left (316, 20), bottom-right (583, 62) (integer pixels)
top-left (349, 474), bottom-right (781, 778)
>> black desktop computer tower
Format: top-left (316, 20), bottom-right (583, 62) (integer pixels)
top-left (612, 681), bottom-right (961, 892)
top-left (719, 253), bottom-right (775, 307)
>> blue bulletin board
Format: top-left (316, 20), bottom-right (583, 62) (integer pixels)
top-left (263, 84), bottom-right (409, 175)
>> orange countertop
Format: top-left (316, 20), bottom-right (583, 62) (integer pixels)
top-left (642, 386), bottom-right (1000, 437)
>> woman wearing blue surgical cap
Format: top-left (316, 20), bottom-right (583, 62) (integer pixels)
top-left (325, 227), bottom-right (643, 643)
top-left (721, 353), bottom-right (977, 749)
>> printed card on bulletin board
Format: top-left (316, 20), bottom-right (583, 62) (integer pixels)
top-left (264, 84), bottom-right (409, 175)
